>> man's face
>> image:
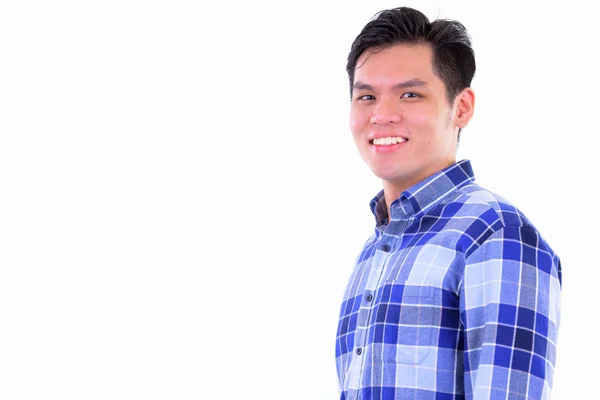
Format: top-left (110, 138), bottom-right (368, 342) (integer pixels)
top-left (350, 44), bottom-right (466, 189)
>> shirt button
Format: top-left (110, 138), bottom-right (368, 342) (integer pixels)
top-left (366, 294), bottom-right (373, 302)
top-left (356, 348), bottom-right (362, 355)
top-left (381, 244), bottom-right (391, 252)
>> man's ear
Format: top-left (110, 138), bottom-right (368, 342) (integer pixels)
top-left (455, 88), bottom-right (475, 129)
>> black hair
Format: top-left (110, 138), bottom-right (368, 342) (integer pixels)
top-left (346, 7), bottom-right (476, 139)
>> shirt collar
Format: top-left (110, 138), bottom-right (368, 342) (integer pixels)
top-left (369, 159), bottom-right (475, 225)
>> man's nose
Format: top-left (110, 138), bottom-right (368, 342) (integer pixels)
top-left (369, 99), bottom-right (401, 125)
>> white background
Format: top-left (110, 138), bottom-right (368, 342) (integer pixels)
top-left (0, 0), bottom-right (597, 399)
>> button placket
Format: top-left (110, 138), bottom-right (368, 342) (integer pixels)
top-left (348, 219), bottom-right (409, 389)
top-left (351, 233), bottom-right (399, 379)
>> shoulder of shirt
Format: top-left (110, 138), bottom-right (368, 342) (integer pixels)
top-left (445, 182), bottom-right (534, 229)
top-left (436, 182), bottom-right (558, 259)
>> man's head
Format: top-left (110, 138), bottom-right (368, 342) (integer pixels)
top-left (347, 7), bottom-right (476, 110)
top-left (347, 7), bottom-right (476, 191)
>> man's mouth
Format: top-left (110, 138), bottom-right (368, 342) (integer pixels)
top-left (369, 137), bottom-right (407, 146)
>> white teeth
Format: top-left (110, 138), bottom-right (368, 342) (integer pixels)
top-left (372, 137), bottom-right (406, 145)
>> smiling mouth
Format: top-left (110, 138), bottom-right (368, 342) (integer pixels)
top-left (369, 137), bottom-right (408, 146)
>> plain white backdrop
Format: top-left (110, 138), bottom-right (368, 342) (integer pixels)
top-left (0, 1), bottom-right (597, 399)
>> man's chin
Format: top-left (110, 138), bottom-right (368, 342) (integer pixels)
top-left (370, 166), bottom-right (427, 189)
top-left (372, 170), bottom-right (409, 184)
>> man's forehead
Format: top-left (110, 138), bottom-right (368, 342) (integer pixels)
top-left (355, 43), bottom-right (434, 71)
top-left (353, 45), bottom-right (437, 88)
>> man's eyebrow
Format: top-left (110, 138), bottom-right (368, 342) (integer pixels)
top-left (353, 79), bottom-right (429, 91)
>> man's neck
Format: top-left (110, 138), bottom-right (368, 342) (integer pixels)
top-left (381, 161), bottom-right (456, 221)
top-left (383, 168), bottom-right (451, 222)
top-left (383, 181), bottom-right (406, 223)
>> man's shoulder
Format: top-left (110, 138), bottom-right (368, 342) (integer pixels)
top-left (429, 183), bottom-right (555, 259)
top-left (443, 182), bottom-right (532, 229)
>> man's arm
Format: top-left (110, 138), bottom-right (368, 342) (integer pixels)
top-left (459, 225), bottom-right (562, 399)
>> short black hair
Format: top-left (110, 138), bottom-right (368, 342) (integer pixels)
top-left (347, 7), bottom-right (476, 139)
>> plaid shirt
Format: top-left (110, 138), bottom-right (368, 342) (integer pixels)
top-left (335, 160), bottom-right (562, 400)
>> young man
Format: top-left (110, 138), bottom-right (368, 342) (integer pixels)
top-left (335, 7), bottom-right (562, 400)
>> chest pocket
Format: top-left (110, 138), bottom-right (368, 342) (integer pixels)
top-left (372, 283), bottom-right (437, 365)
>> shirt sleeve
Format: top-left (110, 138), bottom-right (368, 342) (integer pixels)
top-left (459, 225), bottom-right (562, 399)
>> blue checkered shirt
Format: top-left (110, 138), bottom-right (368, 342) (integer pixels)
top-left (335, 160), bottom-right (562, 400)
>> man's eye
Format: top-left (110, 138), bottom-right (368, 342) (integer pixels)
top-left (401, 92), bottom-right (419, 99)
top-left (358, 95), bottom-right (375, 101)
